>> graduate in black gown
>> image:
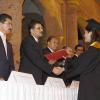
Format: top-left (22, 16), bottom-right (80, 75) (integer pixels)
top-left (65, 22), bottom-right (100, 100)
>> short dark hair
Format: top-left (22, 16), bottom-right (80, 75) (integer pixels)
top-left (75, 44), bottom-right (84, 50)
top-left (47, 36), bottom-right (57, 43)
top-left (0, 14), bottom-right (12, 23)
top-left (28, 20), bottom-right (44, 32)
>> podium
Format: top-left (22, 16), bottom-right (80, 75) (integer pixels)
top-left (45, 77), bottom-right (66, 88)
top-left (8, 71), bottom-right (36, 85)
top-left (0, 81), bottom-right (78, 100)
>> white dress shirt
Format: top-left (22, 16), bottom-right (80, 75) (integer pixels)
top-left (0, 31), bottom-right (8, 58)
top-left (47, 47), bottom-right (54, 53)
top-left (32, 36), bottom-right (38, 43)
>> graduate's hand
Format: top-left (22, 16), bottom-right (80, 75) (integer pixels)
top-left (52, 67), bottom-right (65, 75)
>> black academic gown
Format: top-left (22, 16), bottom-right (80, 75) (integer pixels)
top-left (65, 46), bottom-right (100, 100)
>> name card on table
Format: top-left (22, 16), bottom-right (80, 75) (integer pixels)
top-left (45, 77), bottom-right (66, 88)
top-left (8, 71), bottom-right (36, 85)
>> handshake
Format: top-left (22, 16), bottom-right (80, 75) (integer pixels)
top-left (52, 66), bottom-right (65, 75)
top-left (48, 60), bottom-right (65, 75)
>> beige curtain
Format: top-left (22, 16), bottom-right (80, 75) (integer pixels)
top-left (78, 17), bottom-right (88, 30)
top-left (40, 0), bottom-right (64, 30)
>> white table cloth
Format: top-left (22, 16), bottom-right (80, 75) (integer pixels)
top-left (0, 81), bottom-right (78, 100)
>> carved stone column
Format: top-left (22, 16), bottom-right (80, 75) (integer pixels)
top-left (65, 0), bottom-right (80, 48)
top-left (61, 2), bottom-right (67, 47)
top-left (0, 0), bottom-right (24, 70)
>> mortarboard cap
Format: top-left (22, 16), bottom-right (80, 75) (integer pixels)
top-left (86, 19), bottom-right (100, 31)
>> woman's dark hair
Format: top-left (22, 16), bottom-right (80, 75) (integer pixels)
top-left (91, 29), bottom-right (100, 42)
top-left (85, 20), bottom-right (100, 42)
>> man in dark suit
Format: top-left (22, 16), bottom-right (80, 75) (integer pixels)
top-left (42, 36), bottom-right (60, 83)
top-left (42, 36), bottom-right (60, 66)
top-left (42, 36), bottom-right (58, 55)
top-left (74, 44), bottom-right (84, 58)
top-left (0, 14), bottom-right (15, 80)
top-left (19, 20), bottom-right (64, 85)
top-left (65, 44), bottom-right (84, 83)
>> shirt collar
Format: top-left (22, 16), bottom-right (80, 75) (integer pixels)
top-left (48, 47), bottom-right (54, 52)
top-left (32, 35), bottom-right (38, 43)
top-left (0, 31), bottom-right (6, 40)
top-left (74, 54), bottom-right (78, 57)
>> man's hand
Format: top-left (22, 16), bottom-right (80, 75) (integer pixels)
top-left (0, 77), bottom-right (5, 81)
top-left (52, 67), bottom-right (65, 75)
top-left (65, 47), bottom-right (74, 58)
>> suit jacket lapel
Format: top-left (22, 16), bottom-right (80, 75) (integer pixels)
top-left (7, 41), bottom-right (10, 60)
top-left (0, 37), bottom-right (7, 59)
top-left (29, 34), bottom-right (43, 56)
